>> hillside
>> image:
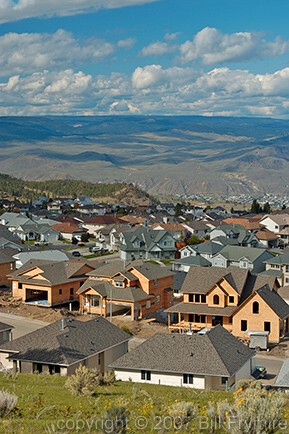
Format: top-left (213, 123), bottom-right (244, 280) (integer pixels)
top-left (1, 115), bottom-right (289, 196)
top-left (0, 174), bottom-right (152, 206)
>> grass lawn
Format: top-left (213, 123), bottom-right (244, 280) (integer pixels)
top-left (0, 373), bottom-right (230, 433)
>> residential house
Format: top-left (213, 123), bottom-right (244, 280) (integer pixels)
top-left (274, 359), bottom-right (289, 390)
top-left (9, 259), bottom-right (96, 307)
top-left (254, 229), bottom-right (279, 249)
top-left (166, 266), bottom-right (289, 343)
top-left (77, 262), bottom-right (174, 320)
top-left (0, 317), bottom-right (130, 375)
top-left (110, 326), bottom-right (254, 390)
top-left (263, 251), bottom-right (289, 286)
top-left (260, 214), bottom-right (289, 246)
top-left (13, 250), bottom-right (70, 269)
top-left (172, 256), bottom-right (211, 272)
top-left (181, 221), bottom-right (211, 239)
top-left (151, 223), bottom-right (187, 241)
top-left (210, 245), bottom-right (274, 273)
top-left (81, 215), bottom-right (122, 236)
top-left (119, 227), bottom-right (176, 261)
top-left (210, 224), bottom-right (259, 247)
top-left (0, 249), bottom-right (17, 286)
top-left (0, 322), bottom-right (13, 346)
top-left (51, 222), bottom-right (87, 241)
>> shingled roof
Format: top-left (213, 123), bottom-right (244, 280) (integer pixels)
top-left (0, 317), bottom-right (130, 366)
top-left (181, 266), bottom-right (249, 295)
top-left (256, 286), bottom-right (289, 319)
top-left (110, 325), bottom-right (254, 377)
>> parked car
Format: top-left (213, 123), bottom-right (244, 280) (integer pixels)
top-left (89, 246), bottom-right (102, 253)
top-left (72, 251), bottom-right (81, 257)
top-left (252, 366), bottom-right (267, 379)
top-left (34, 241), bottom-right (48, 247)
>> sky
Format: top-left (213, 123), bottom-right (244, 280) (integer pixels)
top-left (1, 0), bottom-right (289, 117)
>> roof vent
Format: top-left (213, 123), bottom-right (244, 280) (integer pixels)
top-left (190, 352), bottom-right (194, 357)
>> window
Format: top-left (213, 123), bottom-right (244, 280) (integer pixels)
top-left (70, 288), bottom-right (74, 296)
top-left (221, 377), bottom-right (228, 385)
top-left (10, 262), bottom-right (14, 270)
top-left (264, 322), bottom-right (271, 332)
top-left (59, 288), bottom-right (62, 295)
top-left (252, 301), bottom-right (259, 314)
top-left (195, 294), bottom-right (200, 303)
top-left (141, 370), bottom-right (151, 381)
top-left (195, 314), bottom-right (200, 323)
top-left (183, 374), bottom-right (194, 384)
top-left (229, 296), bottom-right (234, 304)
top-left (201, 295), bottom-right (206, 303)
top-left (189, 294), bottom-right (194, 302)
top-left (146, 300), bottom-right (151, 309)
top-left (286, 277), bottom-right (289, 284)
top-left (241, 320), bottom-right (247, 331)
top-left (153, 279), bottom-right (158, 286)
top-left (213, 294), bottom-right (219, 305)
top-left (18, 283), bottom-right (23, 289)
top-left (90, 295), bottom-right (100, 307)
top-left (241, 261), bottom-right (247, 268)
top-left (156, 295), bottom-right (160, 303)
top-left (115, 281), bottom-right (124, 287)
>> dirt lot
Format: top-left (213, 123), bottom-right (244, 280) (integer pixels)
top-left (0, 292), bottom-right (168, 339)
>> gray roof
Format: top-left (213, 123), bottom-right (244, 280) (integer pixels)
top-left (181, 266), bottom-right (249, 295)
top-left (9, 259), bottom-right (96, 286)
top-left (120, 227), bottom-right (176, 253)
top-left (0, 317), bottom-right (130, 366)
top-left (110, 325), bottom-right (254, 377)
top-left (166, 302), bottom-right (237, 316)
top-left (173, 271), bottom-right (187, 291)
top-left (192, 241), bottom-right (223, 256)
top-left (77, 279), bottom-right (152, 302)
top-left (128, 263), bottom-right (174, 280)
top-left (274, 359), bottom-right (289, 388)
top-left (214, 245), bottom-right (274, 263)
top-left (256, 286), bottom-right (289, 319)
top-left (173, 256), bottom-right (211, 267)
top-left (0, 321), bottom-right (14, 332)
top-left (15, 250), bottom-right (69, 265)
top-left (264, 251), bottom-right (289, 266)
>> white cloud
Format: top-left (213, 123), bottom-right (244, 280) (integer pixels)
top-left (140, 41), bottom-right (174, 57)
top-left (0, 0), bottom-right (159, 23)
top-left (180, 27), bottom-right (289, 64)
top-left (2, 64), bottom-right (289, 118)
top-left (117, 38), bottom-right (136, 49)
top-left (0, 30), bottom-right (114, 77)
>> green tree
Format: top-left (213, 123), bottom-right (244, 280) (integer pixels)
top-left (250, 199), bottom-right (262, 214)
top-left (263, 202), bottom-right (271, 214)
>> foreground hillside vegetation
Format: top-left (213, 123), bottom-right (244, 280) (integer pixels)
top-left (0, 372), bottom-right (288, 433)
top-left (0, 173), bottom-right (151, 204)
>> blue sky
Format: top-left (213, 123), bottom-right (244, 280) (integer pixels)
top-left (1, 0), bottom-right (289, 117)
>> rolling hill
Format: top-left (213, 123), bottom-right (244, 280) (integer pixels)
top-left (1, 115), bottom-right (289, 196)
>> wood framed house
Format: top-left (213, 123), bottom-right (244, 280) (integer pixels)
top-left (9, 259), bottom-right (96, 307)
top-left (166, 266), bottom-right (289, 343)
top-left (110, 326), bottom-right (255, 390)
top-left (77, 262), bottom-right (174, 320)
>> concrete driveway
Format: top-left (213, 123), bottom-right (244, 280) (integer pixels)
top-left (0, 312), bottom-right (48, 339)
top-left (255, 354), bottom-right (284, 386)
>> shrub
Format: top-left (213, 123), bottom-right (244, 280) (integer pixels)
top-left (0, 390), bottom-right (18, 418)
top-left (65, 366), bottom-right (101, 396)
top-left (121, 326), bottom-right (132, 335)
top-left (168, 401), bottom-right (198, 429)
top-left (102, 371), bottom-right (116, 386)
top-left (101, 406), bottom-right (128, 434)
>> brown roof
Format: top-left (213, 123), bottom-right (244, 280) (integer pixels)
top-left (181, 267), bottom-right (249, 295)
top-left (51, 222), bottom-right (84, 234)
top-left (151, 223), bottom-right (185, 231)
top-left (83, 215), bottom-right (122, 225)
top-left (255, 229), bottom-right (278, 240)
top-left (222, 217), bottom-right (261, 230)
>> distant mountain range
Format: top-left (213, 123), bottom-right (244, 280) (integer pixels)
top-left (1, 115), bottom-right (289, 196)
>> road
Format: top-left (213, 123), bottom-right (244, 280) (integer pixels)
top-left (0, 312), bottom-right (48, 339)
top-left (255, 354), bottom-right (284, 385)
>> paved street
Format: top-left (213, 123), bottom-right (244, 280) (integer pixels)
top-left (0, 312), bottom-right (48, 339)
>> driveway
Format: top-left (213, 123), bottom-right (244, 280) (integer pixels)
top-left (255, 354), bottom-right (284, 386)
top-left (0, 312), bottom-right (48, 339)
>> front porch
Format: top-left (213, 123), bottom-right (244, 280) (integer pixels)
top-left (167, 309), bottom-right (233, 333)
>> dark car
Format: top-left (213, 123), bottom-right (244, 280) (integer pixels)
top-left (72, 251), bottom-right (81, 257)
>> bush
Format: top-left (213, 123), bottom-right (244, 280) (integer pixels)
top-left (0, 390), bottom-right (18, 418)
top-left (65, 366), bottom-right (101, 396)
top-left (168, 401), bottom-right (198, 428)
top-left (101, 406), bottom-right (128, 434)
top-left (121, 326), bottom-right (132, 336)
top-left (102, 371), bottom-right (116, 386)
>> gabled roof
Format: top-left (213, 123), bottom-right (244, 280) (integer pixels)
top-left (129, 263), bottom-right (174, 280)
top-left (110, 325), bottom-right (254, 377)
top-left (181, 266), bottom-right (249, 295)
top-left (9, 259), bottom-right (96, 286)
top-left (214, 245), bottom-right (273, 263)
top-left (77, 279), bottom-right (152, 302)
top-left (0, 321), bottom-right (14, 332)
top-left (173, 256), bottom-right (211, 267)
top-left (0, 317), bottom-right (130, 366)
top-left (274, 359), bottom-right (289, 388)
top-left (256, 286), bottom-right (289, 319)
top-left (192, 241), bottom-right (223, 255)
top-left (264, 251), bottom-right (289, 266)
